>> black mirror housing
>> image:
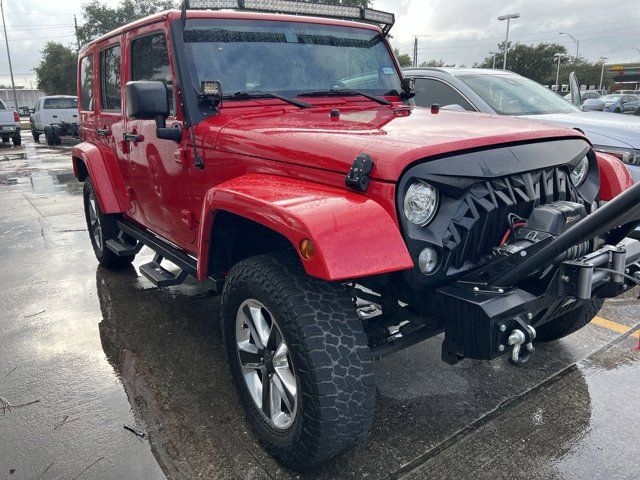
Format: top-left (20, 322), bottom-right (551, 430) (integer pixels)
top-left (126, 81), bottom-right (170, 120)
top-left (400, 77), bottom-right (416, 101)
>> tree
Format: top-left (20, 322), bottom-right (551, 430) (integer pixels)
top-left (77, 0), bottom-right (176, 45)
top-left (476, 42), bottom-right (568, 84)
top-left (555, 57), bottom-right (613, 89)
top-left (419, 59), bottom-right (446, 67)
top-left (34, 42), bottom-right (78, 95)
top-left (394, 48), bottom-right (412, 68)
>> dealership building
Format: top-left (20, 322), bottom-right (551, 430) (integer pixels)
top-left (607, 63), bottom-right (640, 91)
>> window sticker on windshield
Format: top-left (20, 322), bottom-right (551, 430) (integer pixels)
top-left (382, 67), bottom-right (394, 75)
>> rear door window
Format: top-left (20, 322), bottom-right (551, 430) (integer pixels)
top-left (100, 45), bottom-right (121, 111)
top-left (131, 33), bottom-right (174, 114)
top-left (414, 78), bottom-right (474, 111)
top-left (80, 55), bottom-right (94, 111)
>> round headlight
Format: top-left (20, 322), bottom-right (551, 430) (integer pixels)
top-left (570, 156), bottom-right (589, 187)
top-left (404, 181), bottom-right (439, 226)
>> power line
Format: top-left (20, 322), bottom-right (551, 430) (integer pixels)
top-left (7, 33), bottom-right (76, 42)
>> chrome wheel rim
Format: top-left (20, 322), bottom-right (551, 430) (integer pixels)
top-left (235, 299), bottom-right (298, 430)
top-left (88, 194), bottom-right (103, 252)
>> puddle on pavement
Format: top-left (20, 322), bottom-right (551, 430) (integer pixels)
top-left (0, 139), bottom-right (82, 195)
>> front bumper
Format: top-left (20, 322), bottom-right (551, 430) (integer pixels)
top-left (438, 238), bottom-right (640, 365)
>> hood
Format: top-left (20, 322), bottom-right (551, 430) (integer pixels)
top-left (210, 106), bottom-right (582, 181)
top-left (517, 111), bottom-right (640, 150)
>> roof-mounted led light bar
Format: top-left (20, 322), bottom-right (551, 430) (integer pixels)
top-left (182, 0), bottom-right (395, 34)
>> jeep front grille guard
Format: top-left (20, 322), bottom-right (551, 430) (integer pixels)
top-left (180, 0), bottom-right (395, 35)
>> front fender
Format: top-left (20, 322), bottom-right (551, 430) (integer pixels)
top-left (197, 174), bottom-right (413, 281)
top-left (72, 142), bottom-right (130, 213)
top-left (596, 152), bottom-right (633, 201)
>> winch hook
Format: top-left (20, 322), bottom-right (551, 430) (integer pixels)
top-left (507, 318), bottom-right (537, 366)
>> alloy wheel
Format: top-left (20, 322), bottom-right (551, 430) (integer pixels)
top-left (87, 194), bottom-right (103, 252)
top-left (235, 299), bottom-right (298, 430)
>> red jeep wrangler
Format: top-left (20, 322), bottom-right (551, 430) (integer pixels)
top-left (72, 0), bottom-right (640, 469)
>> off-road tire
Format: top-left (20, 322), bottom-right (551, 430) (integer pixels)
top-left (32, 130), bottom-right (40, 142)
top-left (83, 178), bottom-right (135, 268)
top-left (221, 252), bottom-right (376, 470)
top-left (536, 299), bottom-right (603, 342)
top-left (12, 133), bottom-right (21, 146)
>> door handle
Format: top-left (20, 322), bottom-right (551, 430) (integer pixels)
top-left (123, 132), bottom-right (144, 143)
top-left (96, 128), bottom-right (110, 136)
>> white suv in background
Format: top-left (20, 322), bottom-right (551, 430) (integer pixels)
top-left (30, 96), bottom-right (79, 145)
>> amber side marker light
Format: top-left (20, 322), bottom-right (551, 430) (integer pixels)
top-left (300, 239), bottom-right (316, 261)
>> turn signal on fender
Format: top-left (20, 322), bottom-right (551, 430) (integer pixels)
top-left (300, 239), bottom-right (315, 261)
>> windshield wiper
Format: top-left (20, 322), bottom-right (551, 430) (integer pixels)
top-left (299, 88), bottom-right (392, 106)
top-left (224, 90), bottom-right (314, 109)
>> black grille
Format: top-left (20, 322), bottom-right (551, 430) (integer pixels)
top-left (443, 167), bottom-right (585, 270)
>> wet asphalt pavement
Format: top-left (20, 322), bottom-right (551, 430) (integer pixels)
top-left (0, 134), bottom-right (639, 479)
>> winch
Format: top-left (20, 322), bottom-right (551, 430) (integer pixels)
top-left (494, 201), bottom-right (591, 262)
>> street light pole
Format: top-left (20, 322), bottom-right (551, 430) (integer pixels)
top-left (490, 50), bottom-right (497, 69)
top-left (599, 57), bottom-right (608, 91)
top-left (559, 32), bottom-right (580, 60)
top-left (498, 13), bottom-right (520, 70)
top-left (0, 0), bottom-right (19, 114)
top-left (554, 53), bottom-right (565, 92)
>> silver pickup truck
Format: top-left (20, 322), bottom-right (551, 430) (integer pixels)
top-left (0, 98), bottom-right (21, 146)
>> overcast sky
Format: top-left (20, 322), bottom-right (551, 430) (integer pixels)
top-left (0, 0), bottom-right (638, 87)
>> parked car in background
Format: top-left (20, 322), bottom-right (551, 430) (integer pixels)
top-left (582, 97), bottom-right (606, 112)
top-left (600, 94), bottom-right (640, 114)
top-left (564, 90), bottom-right (601, 101)
top-left (403, 67), bottom-right (640, 184)
top-left (616, 90), bottom-right (636, 94)
top-left (30, 96), bottom-right (79, 145)
top-left (0, 98), bottom-right (21, 146)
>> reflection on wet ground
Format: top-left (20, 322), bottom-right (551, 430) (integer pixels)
top-left (1, 135), bottom-right (639, 479)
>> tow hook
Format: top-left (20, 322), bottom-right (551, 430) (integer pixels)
top-left (507, 319), bottom-right (537, 366)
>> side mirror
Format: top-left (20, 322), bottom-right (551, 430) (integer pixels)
top-left (569, 72), bottom-right (582, 107)
top-left (400, 77), bottom-right (416, 101)
top-left (126, 81), bottom-right (181, 142)
top-left (126, 81), bottom-right (170, 120)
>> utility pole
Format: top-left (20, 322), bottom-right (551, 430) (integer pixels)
top-left (599, 57), bottom-right (608, 91)
top-left (412, 35), bottom-right (430, 68)
top-left (490, 50), bottom-right (497, 69)
top-left (1, 0), bottom-right (19, 113)
top-left (74, 14), bottom-right (80, 51)
top-left (559, 32), bottom-right (580, 61)
top-left (554, 53), bottom-right (565, 92)
top-left (498, 13), bottom-right (520, 70)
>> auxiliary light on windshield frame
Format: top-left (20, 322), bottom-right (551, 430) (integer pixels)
top-left (181, 0), bottom-right (395, 35)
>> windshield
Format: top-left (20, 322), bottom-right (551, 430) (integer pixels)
top-left (458, 74), bottom-right (580, 115)
top-left (183, 19), bottom-right (401, 99)
top-left (44, 98), bottom-right (78, 109)
top-left (602, 95), bottom-right (622, 102)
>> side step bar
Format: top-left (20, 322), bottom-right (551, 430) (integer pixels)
top-left (115, 219), bottom-right (224, 292)
top-left (139, 254), bottom-right (190, 288)
top-left (114, 219), bottom-right (197, 288)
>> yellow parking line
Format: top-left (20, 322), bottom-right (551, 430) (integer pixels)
top-left (591, 316), bottom-right (640, 339)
